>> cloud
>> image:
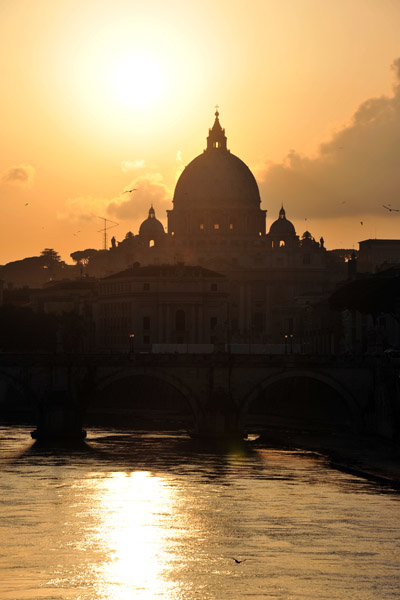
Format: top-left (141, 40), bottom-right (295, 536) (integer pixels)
top-left (57, 196), bottom-right (110, 223)
top-left (107, 173), bottom-right (172, 221)
top-left (121, 159), bottom-right (146, 172)
top-left (175, 149), bottom-right (185, 182)
top-left (258, 58), bottom-right (400, 221)
top-left (0, 164), bottom-right (35, 185)
top-left (58, 173), bottom-right (171, 239)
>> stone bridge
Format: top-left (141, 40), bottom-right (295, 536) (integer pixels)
top-left (0, 352), bottom-right (399, 441)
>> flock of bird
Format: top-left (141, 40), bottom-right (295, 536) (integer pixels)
top-left (20, 196), bottom-right (399, 242)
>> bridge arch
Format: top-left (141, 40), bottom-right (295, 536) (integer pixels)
top-left (241, 369), bottom-right (361, 433)
top-left (89, 367), bottom-right (201, 427)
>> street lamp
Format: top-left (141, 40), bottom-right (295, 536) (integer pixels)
top-left (129, 333), bottom-right (135, 354)
top-left (284, 333), bottom-right (294, 354)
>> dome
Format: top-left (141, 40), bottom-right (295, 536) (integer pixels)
top-left (139, 206), bottom-right (165, 237)
top-left (269, 206), bottom-right (296, 236)
top-left (173, 111), bottom-right (261, 210)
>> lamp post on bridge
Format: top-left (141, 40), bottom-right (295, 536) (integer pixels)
top-left (129, 333), bottom-right (135, 355)
top-left (285, 333), bottom-right (294, 354)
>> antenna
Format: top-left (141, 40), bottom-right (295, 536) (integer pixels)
top-left (97, 216), bottom-right (119, 250)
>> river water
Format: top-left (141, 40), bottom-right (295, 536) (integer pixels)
top-left (1, 426), bottom-right (399, 600)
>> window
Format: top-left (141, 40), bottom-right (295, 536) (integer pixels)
top-left (149, 239), bottom-right (155, 247)
top-left (210, 316), bottom-right (217, 330)
top-left (143, 316), bottom-right (150, 330)
top-left (214, 223), bottom-right (220, 230)
top-left (175, 309), bottom-right (186, 331)
top-left (200, 223), bottom-right (204, 230)
top-left (229, 223), bottom-right (234, 230)
top-left (143, 334), bottom-right (150, 344)
top-left (279, 240), bottom-right (285, 247)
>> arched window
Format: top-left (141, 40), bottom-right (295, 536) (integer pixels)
top-left (149, 239), bottom-right (155, 247)
top-left (175, 309), bottom-right (186, 331)
top-left (279, 240), bottom-right (285, 247)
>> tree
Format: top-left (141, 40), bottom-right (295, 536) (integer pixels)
top-left (70, 248), bottom-right (98, 265)
top-left (329, 269), bottom-right (400, 322)
top-left (40, 248), bottom-right (61, 265)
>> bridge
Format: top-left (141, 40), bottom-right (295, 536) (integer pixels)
top-left (0, 352), bottom-right (399, 441)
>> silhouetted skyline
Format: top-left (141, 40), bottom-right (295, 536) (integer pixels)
top-left (1, 0), bottom-right (400, 264)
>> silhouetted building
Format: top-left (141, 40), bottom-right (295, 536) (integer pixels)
top-left (358, 239), bottom-right (400, 273)
top-left (84, 111), bottom-right (348, 349)
top-left (4, 111), bottom-right (371, 353)
top-left (95, 264), bottom-right (227, 351)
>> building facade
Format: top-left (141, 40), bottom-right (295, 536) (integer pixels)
top-left (96, 264), bottom-right (227, 351)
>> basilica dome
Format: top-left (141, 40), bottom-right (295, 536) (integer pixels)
top-left (139, 206), bottom-right (165, 237)
top-left (172, 111), bottom-right (261, 210)
top-left (269, 206), bottom-right (296, 236)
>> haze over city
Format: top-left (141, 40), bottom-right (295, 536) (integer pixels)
top-left (1, 0), bottom-right (400, 264)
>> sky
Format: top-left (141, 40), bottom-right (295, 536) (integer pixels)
top-left (1, 0), bottom-right (400, 264)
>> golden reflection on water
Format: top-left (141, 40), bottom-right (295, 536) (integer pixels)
top-left (92, 471), bottom-right (174, 600)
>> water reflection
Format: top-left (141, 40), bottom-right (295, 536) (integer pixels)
top-left (93, 471), bottom-right (174, 599)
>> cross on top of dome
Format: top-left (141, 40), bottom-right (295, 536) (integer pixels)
top-left (206, 107), bottom-right (227, 151)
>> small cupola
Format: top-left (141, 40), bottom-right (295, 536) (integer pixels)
top-left (139, 205), bottom-right (165, 238)
top-left (206, 108), bottom-right (227, 151)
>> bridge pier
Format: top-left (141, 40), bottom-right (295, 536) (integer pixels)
top-left (31, 366), bottom-right (86, 441)
top-left (31, 390), bottom-right (86, 441)
top-left (192, 386), bottom-right (245, 440)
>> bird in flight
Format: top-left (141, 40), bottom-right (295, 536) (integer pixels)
top-left (231, 557), bottom-right (246, 564)
top-left (383, 204), bottom-right (400, 212)
top-left (124, 188), bottom-right (138, 194)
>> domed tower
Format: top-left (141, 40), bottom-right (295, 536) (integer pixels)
top-left (167, 110), bottom-right (266, 243)
top-left (268, 206), bottom-right (299, 249)
top-left (138, 205), bottom-right (165, 247)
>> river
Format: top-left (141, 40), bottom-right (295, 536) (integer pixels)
top-left (1, 425), bottom-right (399, 600)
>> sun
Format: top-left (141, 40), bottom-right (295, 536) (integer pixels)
top-left (109, 53), bottom-right (167, 109)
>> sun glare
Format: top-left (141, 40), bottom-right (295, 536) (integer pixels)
top-left (93, 471), bottom-right (175, 599)
top-left (109, 54), bottom-right (167, 109)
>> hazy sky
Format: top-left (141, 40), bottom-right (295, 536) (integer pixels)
top-left (1, 0), bottom-right (400, 264)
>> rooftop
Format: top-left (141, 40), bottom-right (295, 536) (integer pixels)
top-left (102, 264), bottom-right (224, 280)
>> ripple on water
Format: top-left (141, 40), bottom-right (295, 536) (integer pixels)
top-left (0, 425), bottom-right (399, 600)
